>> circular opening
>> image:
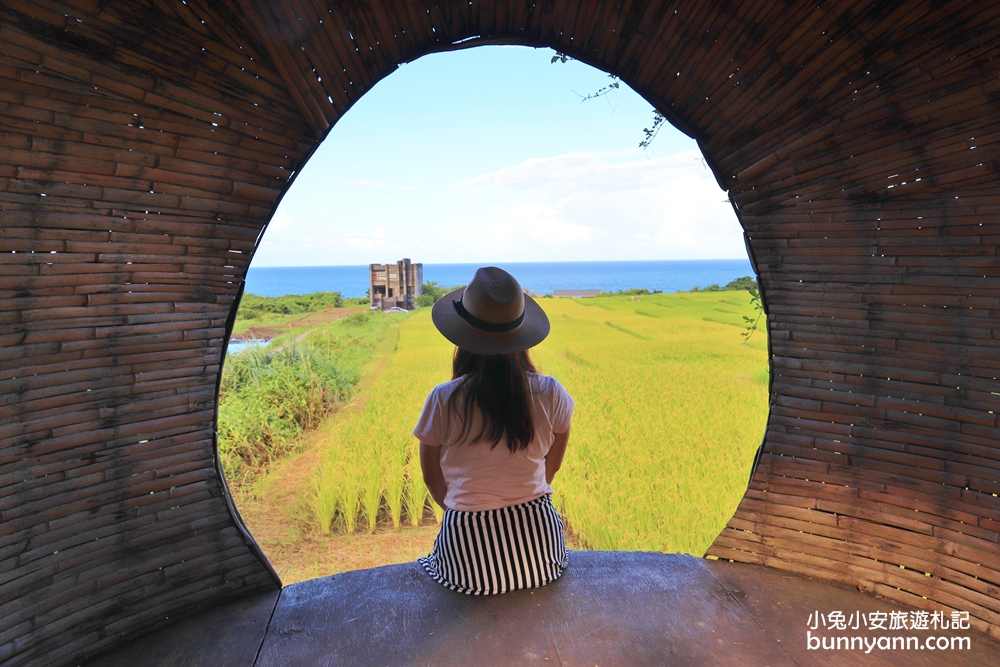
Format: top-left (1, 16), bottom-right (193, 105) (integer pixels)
top-left (219, 46), bottom-right (770, 583)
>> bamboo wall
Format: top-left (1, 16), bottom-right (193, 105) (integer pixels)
top-left (0, 1), bottom-right (998, 665)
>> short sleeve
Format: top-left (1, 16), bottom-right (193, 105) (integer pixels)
top-left (413, 387), bottom-right (446, 446)
top-left (550, 378), bottom-right (574, 434)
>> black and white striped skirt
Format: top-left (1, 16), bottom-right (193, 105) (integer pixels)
top-left (418, 494), bottom-right (569, 595)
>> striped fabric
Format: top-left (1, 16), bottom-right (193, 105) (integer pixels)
top-left (418, 494), bottom-right (569, 595)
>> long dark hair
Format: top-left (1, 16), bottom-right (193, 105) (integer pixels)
top-left (446, 348), bottom-right (537, 452)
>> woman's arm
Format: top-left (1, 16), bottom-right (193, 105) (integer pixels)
top-left (545, 427), bottom-right (570, 485)
top-left (419, 441), bottom-right (448, 510)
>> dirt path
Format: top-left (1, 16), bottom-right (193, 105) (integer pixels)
top-left (235, 321), bottom-right (439, 585)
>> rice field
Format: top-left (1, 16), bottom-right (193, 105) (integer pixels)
top-left (310, 292), bottom-right (769, 555)
top-left (311, 314), bottom-right (452, 535)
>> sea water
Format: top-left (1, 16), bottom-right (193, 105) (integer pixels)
top-left (243, 259), bottom-right (755, 298)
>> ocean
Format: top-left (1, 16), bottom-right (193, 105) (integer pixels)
top-left (243, 259), bottom-right (755, 298)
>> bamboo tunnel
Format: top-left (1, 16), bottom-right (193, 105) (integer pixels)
top-left (1, 1), bottom-right (998, 665)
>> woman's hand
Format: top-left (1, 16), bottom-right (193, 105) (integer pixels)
top-left (545, 427), bottom-right (570, 485)
top-left (419, 441), bottom-right (448, 510)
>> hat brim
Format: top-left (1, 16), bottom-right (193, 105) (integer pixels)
top-left (431, 287), bottom-right (550, 355)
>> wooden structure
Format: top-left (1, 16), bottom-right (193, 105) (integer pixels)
top-left (369, 258), bottom-right (422, 310)
top-left (0, 1), bottom-right (998, 665)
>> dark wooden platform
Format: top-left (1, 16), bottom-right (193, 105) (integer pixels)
top-left (85, 552), bottom-right (1000, 667)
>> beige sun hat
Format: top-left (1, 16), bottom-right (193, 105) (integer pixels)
top-left (431, 267), bottom-right (550, 355)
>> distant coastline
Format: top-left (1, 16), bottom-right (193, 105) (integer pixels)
top-left (244, 259), bottom-right (755, 299)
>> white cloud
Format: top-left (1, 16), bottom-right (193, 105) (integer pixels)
top-left (253, 148), bottom-right (746, 266)
top-left (498, 201), bottom-right (600, 245)
top-left (267, 210), bottom-right (295, 230)
top-left (449, 149), bottom-right (744, 261)
top-left (465, 149), bottom-right (713, 193)
top-left (348, 180), bottom-right (387, 189)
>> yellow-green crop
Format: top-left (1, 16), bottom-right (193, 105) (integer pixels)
top-left (310, 292), bottom-right (768, 556)
top-left (311, 311), bottom-right (452, 534)
top-left (535, 292), bottom-right (769, 554)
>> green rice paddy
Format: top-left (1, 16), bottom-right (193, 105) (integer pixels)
top-left (307, 292), bottom-right (769, 555)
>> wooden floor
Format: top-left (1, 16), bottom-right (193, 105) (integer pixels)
top-left (85, 552), bottom-right (1000, 666)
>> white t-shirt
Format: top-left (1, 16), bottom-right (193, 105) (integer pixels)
top-left (413, 373), bottom-right (574, 512)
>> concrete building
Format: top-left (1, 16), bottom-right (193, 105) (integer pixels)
top-left (370, 258), bottom-right (423, 310)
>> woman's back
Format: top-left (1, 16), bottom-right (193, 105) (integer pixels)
top-left (414, 372), bottom-right (573, 511)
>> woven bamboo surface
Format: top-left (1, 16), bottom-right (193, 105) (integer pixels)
top-left (1, 1), bottom-right (998, 665)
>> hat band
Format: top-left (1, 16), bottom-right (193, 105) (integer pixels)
top-left (453, 298), bottom-right (524, 333)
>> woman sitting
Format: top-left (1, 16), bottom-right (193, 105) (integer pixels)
top-left (414, 266), bottom-right (573, 595)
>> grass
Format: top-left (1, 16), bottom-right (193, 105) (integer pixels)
top-left (237, 291), bottom-right (348, 322)
top-left (310, 311), bottom-right (453, 534)
top-left (305, 291), bottom-right (769, 556)
top-left (217, 310), bottom-right (405, 487)
top-left (230, 292), bottom-right (369, 337)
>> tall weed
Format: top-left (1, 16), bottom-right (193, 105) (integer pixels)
top-left (218, 315), bottom-right (391, 486)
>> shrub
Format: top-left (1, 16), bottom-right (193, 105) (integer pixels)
top-left (236, 291), bottom-right (344, 321)
top-left (345, 311), bottom-right (373, 326)
top-left (416, 281), bottom-right (459, 307)
top-left (723, 275), bottom-right (758, 291)
top-left (688, 276), bottom-right (758, 293)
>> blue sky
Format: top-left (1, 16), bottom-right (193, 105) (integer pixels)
top-left (254, 46), bottom-right (746, 267)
